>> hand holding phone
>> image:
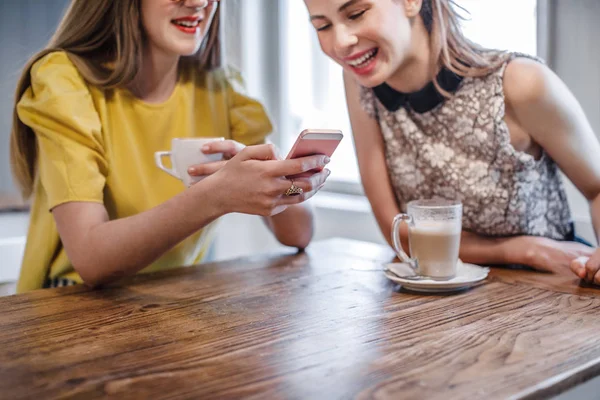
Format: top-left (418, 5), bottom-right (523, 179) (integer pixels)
top-left (285, 129), bottom-right (343, 177)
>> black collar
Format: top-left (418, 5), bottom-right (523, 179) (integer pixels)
top-left (373, 68), bottom-right (464, 114)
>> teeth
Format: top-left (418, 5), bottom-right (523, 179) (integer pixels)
top-left (347, 49), bottom-right (377, 68)
top-left (174, 20), bottom-right (198, 28)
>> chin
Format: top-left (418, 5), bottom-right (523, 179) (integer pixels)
top-left (162, 38), bottom-right (202, 58)
top-left (352, 72), bottom-right (388, 88)
top-left (174, 43), bottom-right (202, 57)
top-left (180, 48), bottom-right (201, 57)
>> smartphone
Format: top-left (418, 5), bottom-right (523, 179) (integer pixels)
top-left (285, 129), bottom-right (343, 177)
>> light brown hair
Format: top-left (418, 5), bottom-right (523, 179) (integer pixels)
top-left (420, 0), bottom-right (506, 96)
top-left (10, 0), bottom-right (222, 198)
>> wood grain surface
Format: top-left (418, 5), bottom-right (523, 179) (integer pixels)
top-left (1, 238), bottom-right (600, 399)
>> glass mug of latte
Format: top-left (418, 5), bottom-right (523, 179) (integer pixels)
top-left (391, 199), bottom-right (462, 280)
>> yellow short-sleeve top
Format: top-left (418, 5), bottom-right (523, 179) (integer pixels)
top-left (16, 51), bottom-right (272, 293)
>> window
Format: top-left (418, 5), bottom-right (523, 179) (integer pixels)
top-left (456, 0), bottom-right (537, 56)
top-left (281, 0), bottom-right (538, 188)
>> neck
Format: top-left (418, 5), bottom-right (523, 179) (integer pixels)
top-left (385, 22), bottom-right (439, 93)
top-left (129, 44), bottom-right (180, 103)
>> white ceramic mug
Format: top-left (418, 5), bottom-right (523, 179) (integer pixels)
top-left (154, 138), bottom-right (224, 187)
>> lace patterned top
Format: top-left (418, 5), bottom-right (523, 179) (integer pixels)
top-left (359, 53), bottom-right (572, 240)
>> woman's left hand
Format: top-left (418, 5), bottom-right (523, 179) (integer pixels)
top-left (570, 249), bottom-right (600, 285)
top-left (188, 139), bottom-right (247, 178)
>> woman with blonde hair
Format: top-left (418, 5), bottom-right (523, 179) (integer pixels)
top-left (12, 0), bottom-right (331, 292)
top-left (304, 0), bottom-right (600, 284)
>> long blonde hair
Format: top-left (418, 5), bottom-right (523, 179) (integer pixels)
top-left (10, 0), bottom-right (222, 198)
top-left (421, 0), bottom-right (506, 95)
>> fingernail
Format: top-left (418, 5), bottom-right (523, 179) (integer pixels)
top-left (202, 145), bottom-right (210, 152)
top-left (323, 156), bottom-right (331, 164)
top-left (188, 167), bottom-right (197, 175)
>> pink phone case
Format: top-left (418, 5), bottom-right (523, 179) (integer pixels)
top-left (286, 129), bottom-right (343, 178)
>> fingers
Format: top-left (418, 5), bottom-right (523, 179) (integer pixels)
top-left (272, 169), bottom-right (330, 196)
top-left (277, 171), bottom-right (330, 206)
top-left (583, 250), bottom-right (600, 284)
top-left (189, 140), bottom-right (246, 176)
top-left (570, 256), bottom-right (589, 279)
top-left (289, 169), bottom-right (331, 193)
top-left (265, 155), bottom-right (331, 177)
top-left (202, 140), bottom-right (245, 157)
top-left (237, 144), bottom-right (280, 161)
top-left (299, 183), bottom-right (326, 202)
top-left (236, 146), bottom-right (329, 175)
top-left (278, 183), bottom-right (326, 206)
top-left (570, 250), bottom-right (600, 285)
top-left (223, 146), bottom-right (331, 214)
top-left (188, 161), bottom-right (227, 176)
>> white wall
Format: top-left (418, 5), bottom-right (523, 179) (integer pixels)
top-left (0, 1), bottom-right (70, 194)
top-left (0, 212), bottom-right (28, 283)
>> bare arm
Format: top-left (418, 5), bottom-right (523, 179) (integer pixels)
top-left (263, 204), bottom-right (315, 249)
top-left (53, 180), bottom-right (222, 287)
top-left (504, 58), bottom-right (600, 243)
top-left (343, 71), bottom-right (404, 250)
top-left (502, 58), bottom-right (600, 281)
top-left (53, 145), bottom-right (330, 287)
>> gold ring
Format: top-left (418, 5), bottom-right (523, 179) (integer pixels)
top-left (285, 181), bottom-right (304, 196)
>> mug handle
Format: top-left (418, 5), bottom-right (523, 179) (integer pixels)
top-left (154, 151), bottom-right (179, 180)
top-left (392, 214), bottom-right (417, 268)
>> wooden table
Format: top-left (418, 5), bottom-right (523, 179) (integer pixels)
top-left (2, 238), bottom-right (600, 399)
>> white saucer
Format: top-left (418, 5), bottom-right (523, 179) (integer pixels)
top-left (384, 261), bottom-right (490, 293)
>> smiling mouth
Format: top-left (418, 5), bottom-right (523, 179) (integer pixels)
top-left (346, 48), bottom-right (379, 68)
top-left (171, 18), bottom-right (201, 34)
top-left (172, 20), bottom-right (199, 28)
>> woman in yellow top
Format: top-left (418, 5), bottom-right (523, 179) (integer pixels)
top-left (11, 0), bottom-right (331, 293)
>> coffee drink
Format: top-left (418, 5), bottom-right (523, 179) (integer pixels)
top-left (392, 199), bottom-right (463, 281)
top-left (409, 221), bottom-right (461, 279)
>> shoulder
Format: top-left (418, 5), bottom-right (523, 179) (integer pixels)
top-left (31, 51), bottom-right (82, 81)
top-left (18, 51), bottom-right (101, 133)
top-left (26, 51), bottom-right (91, 99)
top-left (503, 56), bottom-right (558, 108)
top-left (32, 50), bottom-right (72, 69)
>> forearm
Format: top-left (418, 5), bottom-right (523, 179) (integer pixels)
top-left (264, 204), bottom-right (314, 249)
top-left (459, 231), bottom-right (527, 265)
top-left (70, 181), bottom-right (224, 286)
